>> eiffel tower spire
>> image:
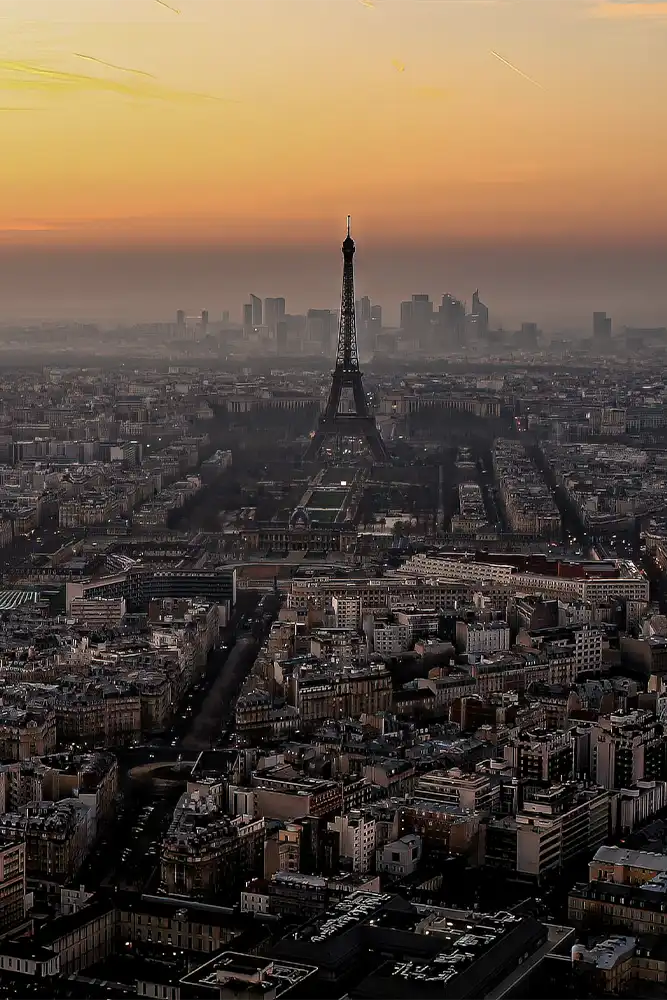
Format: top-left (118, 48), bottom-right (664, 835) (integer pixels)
top-left (304, 219), bottom-right (389, 463)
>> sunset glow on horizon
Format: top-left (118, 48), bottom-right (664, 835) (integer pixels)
top-left (1, 0), bottom-right (666, 252)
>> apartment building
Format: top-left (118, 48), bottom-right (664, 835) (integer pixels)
top-left (415, 671), bottom-right (477, 712)
top-left (332, 596), bottom-right (361, 629)
top-left (293, 664), bottom-right (392, 725)
top-left (456, 620), bottom-right (510, 656)
top-left (568, 872), bottom-right (667, 936)
top-left (518, 623), bottom-right (603, 675)
top-left (251, 764), bottom-right (367, 822)
top-left (234, 693), bottom-right (300, 739)
top-left (0, 800), bottom-right (91, 880)
top-left (327, 810), bottom-right (377, 873)
top-left (617, 780), bottom-right (667, 834)
top-left (274, 824), bottom-right (302, 874)
top-left (267, 872), bottom-right (327, 917)
top-left (519, 567), bottom-right (649, 604)
top-left (371, 621), bottom-right (411, 655)
top-left (399, 553), bottom-right (649, 603)
top-left (402, 554), bottom-right (515, 584)
top-left (288, 577), bottom-right (509, 616)
top-left (309, 628), bottom-right (366, 663)
top-left (0, 841), bottom-right (25, 934)
top-left (486, 783), bottom-right (612, 882)
top-left (55, 687), bottom-right (142, 746)
top-left (503, 729), bottom-right (574, 783)
top-left (393, 608), bottom-right (441, 640)
top-left (160, 792), bottom-right (265, 898)
top-left (415, 767), bottom-right (500, 816)
top-left (585, 710), bottom-right (667, 789)
top-left (68, 597), bottom-right (127, 629)
top-left (470, 650), bottom-right (548, 698)
top-left (0, 708), bottom-right (56, 760)
top-left (399, 800), bottom-right (485, 863)
top-left (256, 870), bottom-right (381, 919)
top-left (0, 886), bottom-right (250, 979)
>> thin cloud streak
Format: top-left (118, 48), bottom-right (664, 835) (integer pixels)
top-left (0, 223), bottom-right (61, 232)
top-left (490, 50), bottom-right (543, 89)
top-left (0, 60), bottom-right (231, 104)
top-left (153, 0), bottom-right (181, 13)
top-left (73, 54), bottom-right (156, 80)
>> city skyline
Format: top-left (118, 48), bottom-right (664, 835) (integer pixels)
top-left (1, 0), bottom-right (666, 323)
top-left (1, 241), bottom-right (666, 330)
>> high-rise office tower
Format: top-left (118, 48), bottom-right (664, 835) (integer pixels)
top-left (593, 312), bottom-right (612, 342)
top-left (264, 297), bottom-right (286, 335)
top-left (413, 294), bottom-right (434, 348)
top-left (200, 310), bottom-right (209, 335)
top-left (469, 290), bottom-right (489, 337)
top-left (401, 295), bottom-right (433, 348)
top-left (518, 322), bottom-right (539, 348)
top-left (439, 294), bottom-right (466, 348)
top-left (355, 296), bottom-right (372, 353)
top-left (264, 298), bottom-right (276, 335)
top-left (176, 309), bottom-right (185, 329)
top-left (250, 294), bottom-right (262, 326)
top-left (307, 309), bottom-right (335, 354)
top-left (243, 303), bottom-right (253, 332)
top-left (356, 296), bottom-right (371, 326)
top-left (370, 304), bottom-right (382, 334)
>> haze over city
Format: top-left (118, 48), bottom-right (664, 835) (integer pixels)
top-left (2, 4), bottom-right (667, 999)
top-left (1, 0), bottom-right (667, 326)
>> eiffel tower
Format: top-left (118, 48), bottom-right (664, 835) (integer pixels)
top-left (304, 218), bottom-right (389, 463)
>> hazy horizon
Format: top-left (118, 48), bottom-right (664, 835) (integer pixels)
top-left (1, 240), bottom-right (666, 331)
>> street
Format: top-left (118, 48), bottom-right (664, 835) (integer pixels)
top-left (74, 590), bottom-right (281, 893)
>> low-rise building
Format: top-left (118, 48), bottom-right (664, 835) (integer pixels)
top-left (376, 834), bottom-right (422, 877)
top-left (568, 871), bottom-right (667, 936)
top-left (588, 845), bottom-right (667, 886)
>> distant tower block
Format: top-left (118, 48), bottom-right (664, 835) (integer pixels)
top-left (304, 218), bottom-right (389, 463)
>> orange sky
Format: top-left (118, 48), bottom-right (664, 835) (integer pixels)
top-left (0, 0), bottom-right (666, 249)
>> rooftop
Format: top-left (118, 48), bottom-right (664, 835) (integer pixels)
top-left (293, 891), bottom-right (393, 943)
top-left (591, 845), bottom-right (667, 873)
top-left (180, 951), bottom-right (317, 996)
